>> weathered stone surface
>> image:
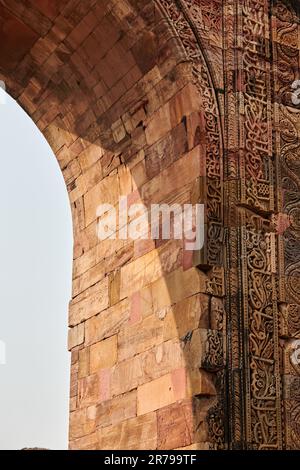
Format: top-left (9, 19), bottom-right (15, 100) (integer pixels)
top-left (150, 268), bottom-right (209, 311)
top-left (90, 335), bottom-right (117, 373)
top-left (94, 390), bottom-right (137, 429)
top-left (78, 347), bottom-right (90, 379)
top-left (68, 323), bottom-right (84, 351)
top-left (69, 408), bottom-right (96, 440)
top-left (111, 339), bottom-right (185, 398)
top-left (118, 314), bottom-right (164, 361)
top-left (119, 240), bottom-right (182, 299)
top-left (186, 369), bottom-right (216, 398)
top-left (137, 369), bottom-right (186, 416)
top-left (84, 173), bottom-right (119, 227)
top-left (69, 277), bottom-right (109, 326)
top-left (77, 373), bottom-right (100, 408)
top-left (141, 145), bottom-right (205, 205)
top-left (98, 413), bottom-right (157, 450)
top-left (69, 432), bottom-right (98, 451)
top-left (169, 83), bottom-right (202, 128)
top-left (163, 294), bottom-right (210, 340)
top-left (85, 299), bottom-right (130, 346)
top-left (72, 261), bottom-right (105, 297)
top-left (0, 5), bottom-right (38, 71)
top-left (0, 0), bottom-right (221, 451)
top-left (157, 400), bottom-right (194, 450)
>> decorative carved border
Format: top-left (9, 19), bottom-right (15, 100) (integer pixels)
top-left (224, 0), bottom-right (284, 449)
top-left (224, 0), bottom-right (300, 451)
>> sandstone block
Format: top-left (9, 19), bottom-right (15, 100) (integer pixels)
top-left (68, 323), bottom-right (85, 350)
top-left (73, 245), bottom-right (98, 279)
top-left (69, 432), bottom-right (98, 450)
top-left (172, 294), bottom-right (210, 339)
top-left (69, 396), bottom-right (77, 413)
top-left (44, 116), bottom-right (74, 153)
top-left (112, 118), bottom-right (127, 143)
top-left (109, 270), bottom-right (121, 306)
top-left (98, 368), bottom-right (111, 402)
top-left (72, 261), bottom-right (105, 297)
top-left (170, 82), bottom-right (202, 128)
top-left (84, 172), bottom-right (119, 226)
top-left (69, 277), bottom-right (109, 326)
top-left (90, 336), bottom-right (118, 374)
top-left (137, 369), bottom-right (186, 416)
top-left (69, 408), bottom-right (96, 440)
top-left (78, 374), bottom-right (99, 408)
top-left (66, 11), bottom-right (99, 49)
top-left (120, 240), bottom-right (182, 299)
top-left (118, 314), bottom-right (164, 361)
top-left (133, 239), bottom-right (155, 259)
top-left (145, 102), bottom-right (172, 146)
top-left (111, 355), bottom-right (143, 397)
top-left (157, 400), bottom-right (193, 450)
top-left (85, 298), bottom-right (130, 346)
top-left (78, 347), bottom-right (90, 379)
top-left (98, 412), bottom-right (157, 450)
top-left (78, 140), bottom-right (104, 172)
top-left (186, 369), bottom-right (216, 398)
top-left (118, 163), bottom-right (132, 196)
top-left (150, 267), bottom-right (209, 313)
top-left (131, 159), bottom-right (147, 189)
top-left (74, 221), bottom-right (98, 259)
top-left (139, 285), bottom-right (154, 319)
top-left (70, 362), bottom-right (78, 399)
top-left (70, 160), bottom-right (103, 202)
top-left (95, 390), bottom-right (137, 429)
top-left (141, 340), bottom-right (185, 383)
top-left (129, 291), bottom-right (142, 325)
top-left (101, 150), bottom-right (120, 177)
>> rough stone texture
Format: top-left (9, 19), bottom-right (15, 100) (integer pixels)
top-left (0, 0), bottom-right (299, 451)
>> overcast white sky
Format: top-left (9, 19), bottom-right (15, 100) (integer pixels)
top-left (0, 90), bottom-right (73, 449)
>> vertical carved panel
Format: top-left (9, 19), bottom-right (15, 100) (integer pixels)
top-left (224, 0), bottom-right (283, 449)
top-left (272, 0), bottom-right (300, 450)
top-left (241, 0), bottom-right (282, 449)
top-left (223, 0), bottom-right (245, 448)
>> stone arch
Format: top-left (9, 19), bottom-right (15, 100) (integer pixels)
top-left (0, 0), bottom-right (226, 450)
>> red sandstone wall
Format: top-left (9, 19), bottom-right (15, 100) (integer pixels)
top-left (0, 0), bottom-right (225, 450)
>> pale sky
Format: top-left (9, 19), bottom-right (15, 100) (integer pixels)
top-left (0, 91), bottom-right (73, 449)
